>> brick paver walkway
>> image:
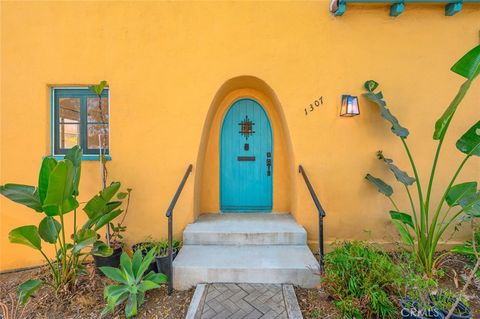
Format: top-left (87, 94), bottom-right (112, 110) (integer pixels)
top-left (190, 283), bottom-right (302, 319)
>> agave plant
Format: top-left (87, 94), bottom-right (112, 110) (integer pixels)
top-left (100, 248), bottom-right (167, 318)
top-left (364, 45), bottom-right (480, 276)
top-left (0, 146), bottom-right (129, 302)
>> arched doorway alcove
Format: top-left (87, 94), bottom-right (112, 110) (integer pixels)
top-left (193, 76), bottom-right (296, 218)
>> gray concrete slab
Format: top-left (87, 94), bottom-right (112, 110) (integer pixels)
top-left (183, 213), bottom-right (307, 245)
top-left (173, 245), bottom-right (319, 289)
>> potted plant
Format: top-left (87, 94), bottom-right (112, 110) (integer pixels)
top-left (132, 239), bottom-right (158, 274)
top-left (400, 269), bottom-right (445, 319)
top-left (400, 298), bottom-right (445, 319)
top-left (91, 188), bottom-right (132, 271)
top-left (155, 239), bottom-right (182, 276)
top-left (430, 290), bottom-right (472, 319)
top-left (132, 238), bottom-right (182, 274)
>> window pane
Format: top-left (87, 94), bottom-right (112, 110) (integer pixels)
top-left (87, 97), bottom-right (109, 123)
top-left (88, 124), bottom-right (109, 149)
top-left (59, 123), bottom-right (80, 149)
top-left (59, 98), bottom-right (80, 123)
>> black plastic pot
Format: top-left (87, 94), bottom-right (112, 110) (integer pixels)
top-left (400, 299), bottom-right (445, 319)
top-left (155, 249), bottom-right (178, 276)
top-left (93, 246), bottom-right (123, 274)
top-left (430, 295), bottom-right (472, 319)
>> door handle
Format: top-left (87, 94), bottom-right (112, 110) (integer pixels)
top-left (266, 158), bottom-right (271, 176)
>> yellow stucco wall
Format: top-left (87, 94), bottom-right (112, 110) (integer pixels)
top-left (1, 1), bottom-right (479, 270)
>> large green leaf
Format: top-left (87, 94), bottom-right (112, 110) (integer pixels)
top-left (363, 86), bottom-right (409, 138)
top-left (365, 174), bottom-right (393, 197)
top-left (94, 209), bottom-right (123, 231)
top-left (100, 267), bottom-right (129, 284)
top-left (125, 293), bottom-right (138, 318)
top-left (131, 249), bottom-right (143, 277)
top-left (9, 225), bottom-right (42, 250)
top-left (144, 272), bottom-right (168, 284)
top-left (84, 194), bottom-right (107, 219)
top-left (378, 152), bottom-right (415, 186)
top-left (101, 182), bottom-right (121, 202)
top-left (102, 285), bottom-right (129, 317)
top-left (91, 241), bottom-right (113, 257)
top-left (135, 248), bottom-right (157, 281)
top-left (137, 280), bottom-right (160, 292)
top-left (392, 221), bottom-right (414, 246)
top-left (105, 201), bottom-right (122, 214)
top-left (17, 279), bottom-right (43, 305)
top-left (456, 120), bottom-right (480, 157)
top-left (42, 160), bottom-right (77, 215)
top-left (0, 184), bottom-right (42, 212)
top-left (446, 182), bottom-right (477, 207)
top-left (459, 192), bottom-right (480, 217)
top-left (120, 252), bottom-right (134, 282)
top-left (434, 45), bottom-right (480, 140)
top-left (389, 211), bottom-right (414, 229)
top-left (83, 183), bottom-right (121, 220)
top-left (72, 229), bottom-right (97, 253)
top-left (433, 79), bottom-right (473, 140)
top-left (451, 45), bottom-right (480, 80)
top-left (38, 217), bottom-right (61, 243)
top-left (65, 146), bottom-right (82, 196)
top-left (138, 292), bottom-right (145, 307)
top-left (38, 157), bottom-right (58, 204)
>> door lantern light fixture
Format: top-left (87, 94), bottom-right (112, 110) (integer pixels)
top-left (340, 95), bottom-right (360, 117)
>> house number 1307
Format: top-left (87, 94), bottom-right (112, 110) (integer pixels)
top-left (305, 97), bottom-right (324, 115)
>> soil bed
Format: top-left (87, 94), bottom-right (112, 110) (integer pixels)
top-left (0, 264), bottom-right (194, 319)
top-left (296, 252), bottom-right (480, 319)
top-left (1, 253), bottom-right (478, 319)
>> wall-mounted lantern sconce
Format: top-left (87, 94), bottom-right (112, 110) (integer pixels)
top-left (340, 95), bottom-right (360, 117)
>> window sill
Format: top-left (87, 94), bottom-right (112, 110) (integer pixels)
top-left (51, 155), bottom-right (112, 161)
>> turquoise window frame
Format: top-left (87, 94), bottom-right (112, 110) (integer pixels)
top-left (50, 87), bottom-right (111, 161)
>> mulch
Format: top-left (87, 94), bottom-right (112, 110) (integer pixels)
top-left (1, 253), bottom-right (478, 319)
top-left (0, 264), bottom-right (194, 319)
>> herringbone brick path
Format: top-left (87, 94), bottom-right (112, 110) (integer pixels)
top-left (199, 283), bottom-right (288, 319)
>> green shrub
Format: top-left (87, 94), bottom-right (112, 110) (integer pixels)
top-left (100, 248), bottom-right (167, 318)
top-left (321, 241), bottom-right (404, 319)
top-left (431, 289), bottom-right (470, 316)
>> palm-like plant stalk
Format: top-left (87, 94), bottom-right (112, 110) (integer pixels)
top-left (364, 45), bottom-right (480, 276)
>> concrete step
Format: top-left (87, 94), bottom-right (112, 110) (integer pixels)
top-left (173, 245), bottom-right (320, 290)
top-left (183, 213), bottom-right (307, 245)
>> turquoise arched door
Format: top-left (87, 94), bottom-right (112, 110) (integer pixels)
top-left (220, 98), bottom-right (273, 212)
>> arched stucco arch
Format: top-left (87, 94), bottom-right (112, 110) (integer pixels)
top-left (193, 76), bottom-right (297, 218)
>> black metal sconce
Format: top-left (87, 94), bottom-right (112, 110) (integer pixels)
top-left (340, 95), bottom-right (360, 117)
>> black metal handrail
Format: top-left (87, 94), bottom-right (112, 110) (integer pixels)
top-left (166, 164), bottom-right (193, 295)
top-left (298, 165), bottom-right (326, 271)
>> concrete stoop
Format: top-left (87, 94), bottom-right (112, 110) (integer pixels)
top-left (173, 213), bottom-right (319, 290)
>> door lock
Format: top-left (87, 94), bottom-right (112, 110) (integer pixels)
top-left (266, 158), bottom-right (271, 176)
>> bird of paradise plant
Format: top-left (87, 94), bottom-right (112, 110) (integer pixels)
top-left (0, 146), bottom-right (128, 302)
top-left (364, 44), bottom-right (480, 277)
